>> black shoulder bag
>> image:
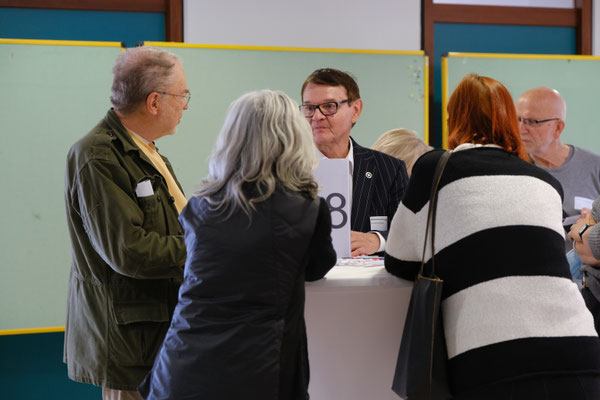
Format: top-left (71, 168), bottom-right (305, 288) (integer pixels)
top-left (391, 150), bottom-right (452, 400)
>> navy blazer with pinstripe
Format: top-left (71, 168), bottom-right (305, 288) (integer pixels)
top-left (351, 137), bottom-right (409, 239)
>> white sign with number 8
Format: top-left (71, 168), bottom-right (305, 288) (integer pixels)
top-left (314, 159), bottom-right (352, 258)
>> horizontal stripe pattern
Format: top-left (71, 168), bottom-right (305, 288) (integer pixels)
top-left (449, 336), bottom-right (600, 394)
top-left (400, 148), bottom-right (564, 215)
top-left (434, 225), bottom-right (571, 297)
top-left (385, 147), bottom-right (600, 394)
top-left (443, 276), bottom-right (596, 359)
top-left (387, 174), bottom-right (564, 263)
top-left (386, 224), bottom-right (573, 297)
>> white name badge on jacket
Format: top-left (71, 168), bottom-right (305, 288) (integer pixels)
top-left (370, 216), bottom-right (388, 232)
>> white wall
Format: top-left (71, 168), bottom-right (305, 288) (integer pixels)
top-left (594, 0), bottom-right (599, 56)
top-left (183, 0), bottom-right (421, 51)
top-left (184, 1), bottom-right (599, 58)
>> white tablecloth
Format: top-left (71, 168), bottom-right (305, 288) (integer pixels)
top-left (305, 266), bottom-right (413, 400)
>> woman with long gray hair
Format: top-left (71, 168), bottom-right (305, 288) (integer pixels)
top-left (139, 89), bottom-right (336, 400)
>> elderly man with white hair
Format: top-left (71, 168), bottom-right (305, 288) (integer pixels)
top-left (64, 46), bottom-right (190, 399)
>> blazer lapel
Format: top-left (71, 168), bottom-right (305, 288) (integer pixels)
top-left (351, 139), bottom-right (375, 232)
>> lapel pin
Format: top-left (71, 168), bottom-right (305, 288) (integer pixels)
top-left (365, 172), bottom-right (373, 179)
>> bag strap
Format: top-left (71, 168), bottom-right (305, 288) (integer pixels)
top-left (419, 150), bottom-right (452, 278)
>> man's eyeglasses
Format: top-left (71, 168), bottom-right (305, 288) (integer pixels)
top-left (299, 99), bottom-right (350, 118)
top-left (157, 91), bottom-right (191, 106)
top-left (517, 116), bottom-right (559, 127)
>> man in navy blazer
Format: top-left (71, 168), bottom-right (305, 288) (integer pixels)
top-left (301, 68), bottom-right (409, 256)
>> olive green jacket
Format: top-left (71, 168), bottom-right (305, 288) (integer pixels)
top-left (64, 109), bottom-right (186, 390)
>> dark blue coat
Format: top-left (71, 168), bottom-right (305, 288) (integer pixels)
top-left (138, 187), bottom-right (336, 399)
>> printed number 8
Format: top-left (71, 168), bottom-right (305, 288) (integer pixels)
top-left (326, 193), bottom-right (348, 229)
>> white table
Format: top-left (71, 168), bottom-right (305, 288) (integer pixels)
top-left (305, 265), bottom-right (413, 400)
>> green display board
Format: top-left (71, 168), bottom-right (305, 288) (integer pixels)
top-left (442, 52), bottom-right (600, 152)
top-left (0, 40), bottom-right (427, 332)
top-left (0, 39), bottom-right (122, 332)
top-left (147, 42), bottom-right (428, 198)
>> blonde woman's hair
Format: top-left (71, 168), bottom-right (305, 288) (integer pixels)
top-left (195, 89), bottom-right (318, 218)
top-left (372, 129), bottom-right (433, 176)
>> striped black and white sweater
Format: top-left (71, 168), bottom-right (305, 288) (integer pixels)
top-left (386, 144), bottom-right (600, 395)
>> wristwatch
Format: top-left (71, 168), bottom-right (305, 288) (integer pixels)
top-left (579, 223), bottom-right (591, 239)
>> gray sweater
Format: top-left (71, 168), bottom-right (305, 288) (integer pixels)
top-left (538, 145), bottom-right (600, 218)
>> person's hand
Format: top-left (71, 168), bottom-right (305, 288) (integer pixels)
top-left (581, 207), bottom-right (592, 219)
top-left (586, 213), bottom-right (596, 225)
top-left (351, 231), bottom-right (380, 256)
top-left (574, 229), bottom-right (600, 266)
top-left (568, 218), bottom-right (588, 242)
top-left (568, 216), bottom-right (597, 242)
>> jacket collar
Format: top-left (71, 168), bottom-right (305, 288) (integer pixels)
top-left (104, 109), bottom-right (145, 154)
top-left (351, 136), bottom-right (374, 162)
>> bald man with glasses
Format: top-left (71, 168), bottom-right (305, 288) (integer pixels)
top-left (300, 68), bottom-right (409, 256)
top-left (516, 87), bottom-right (600, 245)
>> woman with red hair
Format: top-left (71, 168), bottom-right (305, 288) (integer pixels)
top-left (386, 74), bottom-right (600, 399)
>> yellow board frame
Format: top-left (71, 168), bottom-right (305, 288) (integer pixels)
top-left (144, 41), bottom-right (429, 143)
top-left (440, 52), bottom-right (600, 149)
top-left (0, 38), bottom-right (122, 47)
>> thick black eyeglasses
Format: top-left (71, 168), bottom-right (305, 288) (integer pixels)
top-left (299, 99), bottom-right (350, 118)
top-left (517, 116), bottom-right (559, 127)
top-left (157, 91), bottom-right (191, 106)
